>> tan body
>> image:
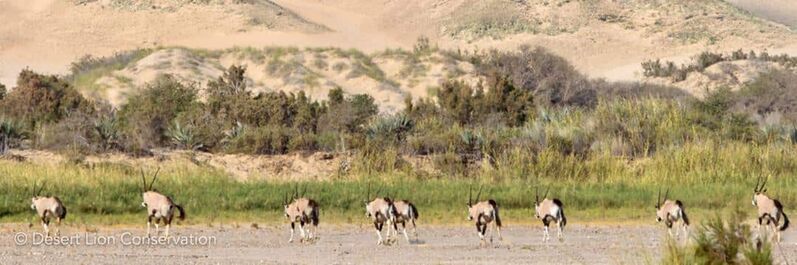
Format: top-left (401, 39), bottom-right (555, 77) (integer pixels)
top-left (467, 200), bottom-right (502, 246)
top-left (535, 198), bottom-right (566, 242)
top-left (284, 198), bottom-right (320, 243)
top-left (142, 191), bottom-right (185, 237)
top-left (655, 200), bottom-right (689, 237)
top-left (31, 196), bottom-right (66, 236)
top-left (753, 193), bottom-right (789, 241)
top-left (366, 197), bottom-right (396, 245)
top-left (390, 200), bottom-right (419, 243)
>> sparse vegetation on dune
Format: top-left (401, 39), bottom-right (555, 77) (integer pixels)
top-left (642, 50), bottom-right (797, 82)
top-left (440, 0), bottom-right (790, 43)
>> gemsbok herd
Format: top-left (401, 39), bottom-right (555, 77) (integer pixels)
top-left (25, 171), bottom-right (790, 246)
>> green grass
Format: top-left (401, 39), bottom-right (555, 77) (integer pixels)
top-left (69, 49), bottom-right (153, 93)
top-left (2, 141), bottom-right (795, 227)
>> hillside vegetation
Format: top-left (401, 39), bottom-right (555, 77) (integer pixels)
top-left (71, 42), bottom-right (483, 112)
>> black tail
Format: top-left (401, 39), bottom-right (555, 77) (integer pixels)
top-left (560, 208), bottom-right (567, 227)
top-left (488, 199), bottom-right (502, 227)
top-left (60, 206), bottom-right (67, 220)
top-left (676, 200), bottom-right (690, 226)
top-left (552, 199), bottom-right (566, 227)
top-left (780, 211), bottom-right (789, 231)
top-left (774, 200), bottom-right (789, 231)
top-left (311, 207), bottom-right (320, 226)
top-left (410, 203), bottom-right (419, 220)
top-left (174, 204), bottom-right (186, 221)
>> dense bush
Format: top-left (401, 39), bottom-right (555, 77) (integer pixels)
top-left (477, 46), bottom-right (595, 107)
top-left (117, 75), bottom-right (200, 153)
top-left (4, 45), bottom-right (797, 178)
top-left (734, 69), bottom-right (797, 124)
top-left (0, 69), bottom-right (93, 126)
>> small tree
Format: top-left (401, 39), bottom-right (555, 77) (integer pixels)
top-left (0, 69), bottom-right (92, 126)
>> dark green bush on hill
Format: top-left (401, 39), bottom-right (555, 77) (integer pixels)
top-left (0, 69), bottom-right (93, 126)
top-left (478, 46), bottom-right (595, 107)
top-left (118, 75), bottom-right (199, 153)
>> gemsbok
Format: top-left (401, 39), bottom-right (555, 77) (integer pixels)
top-left (752, 176), bottom-right (789, 242)
top-left (534, 187), bottom-right (566, 242)
top-left (140, 168), bottom-right (185, 237)
top-left (364, 185), bottom-right (397, 245)
top-left (654, 188), bottom-right (689, 238)
top-left (30, 182), bottom-right (67, 237)
top-left (466, 186), bottom-right (502, 246)
top-left (390, 199), bottom-right (419, 243)
top-left (283, 186), bottom-right (320, 243)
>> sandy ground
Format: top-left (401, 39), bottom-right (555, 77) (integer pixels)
top-left (1, 224), bottom-right (796, 264)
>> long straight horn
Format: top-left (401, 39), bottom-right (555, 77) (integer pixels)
top-left (283, 191), bottom-right (288, 205)
top-left (760, 176), bottom-right (768, 191)
top-left (535, 187), bottom-right (539, 203)
top-left (754, 176), bottom-right (761, 192)
top-left (664, 188), bottom-right (669, 202)
top-left (468, 186), bottom-right (473, 206)
top-left (148, 167), bottom-right (161, 191)
top-left (365, 183), bottom-right (371, 202)
top-left (543, 187), bottom-right (550, 199)
top-left (140, 169), bottom-right (147, 192)
top-left (38, 181), bottom-right (46, 196)
top-left (476, 186), bottom-right (483, 203)
top-left (657, 188), bottom-right (661, 206)
top-left (31, 181), bottom-right (36, 198)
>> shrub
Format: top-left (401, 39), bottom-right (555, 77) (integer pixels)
top-left (642, 50), bottom-right (797, 82)
top-left (37, 112), bottom-right (100, 155)
top-left (93, 111), bottom-right (121, 151)
top-left (734, 70), bottom-right (797, 124)
top-left (318, 88), bottom-right (378, 135)
top-left (0, 118), bottom-right (27, 154)
top-left (225, 125), bottom-right (294, 155)
top-left (118, 75), bottom-right (199, 152)
top-left (367, 114), bottom-right (414, 144)
top-left (661, 212), bottom-right (772, 265)
top-left (0, 69), bottom-right (93, 126)
top-left (477, 46), bottom-right (595, 108)
top-left (167, 120), bottom-right (199, 150)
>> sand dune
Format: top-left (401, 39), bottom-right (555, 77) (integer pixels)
top-left (2, 0), bottom-right (797, 100)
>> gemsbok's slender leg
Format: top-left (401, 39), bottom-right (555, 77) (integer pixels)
top-left (289, 222), bottom-right (295, 242)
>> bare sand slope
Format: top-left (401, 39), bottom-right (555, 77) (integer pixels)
top-left (1, 224), bottom-right (796, 264)
top-left (2, 0), bottom-right (797, 92)
top-left (727, 0), bottom-right (797, 29)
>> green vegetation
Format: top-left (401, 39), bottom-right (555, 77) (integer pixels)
top-left (68, 49), bottom-right (153, 93)
top-left (1, 154), bottom-right (795, 226)
top-left (2, 45), bottom-right (797, 226)
top-left (661, 211), bottom-right (772, 265)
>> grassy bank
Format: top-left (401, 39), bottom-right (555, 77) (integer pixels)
top-left (2, 139), bottom-right (795, 226)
